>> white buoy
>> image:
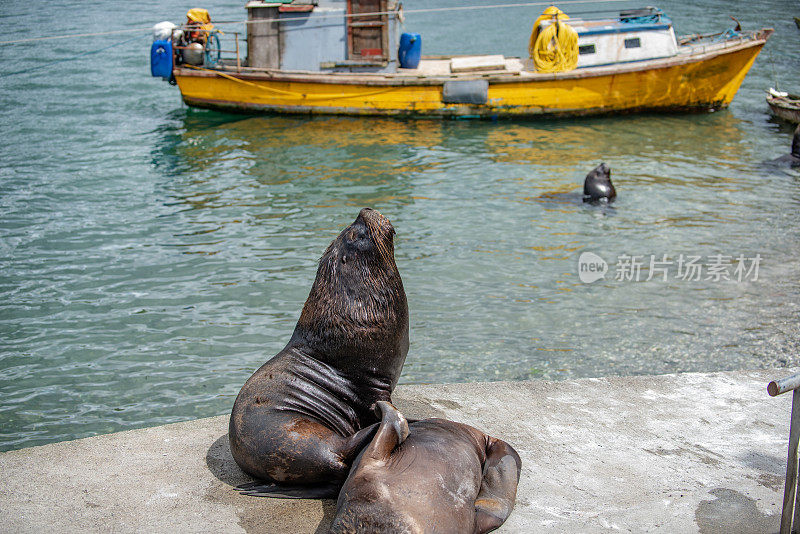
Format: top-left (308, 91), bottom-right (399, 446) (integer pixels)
top-left (152, 21), bottom-right (177, 42)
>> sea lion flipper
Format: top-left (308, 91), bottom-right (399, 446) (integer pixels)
top-left (473, 438), bottom-right (522, 534)
top-left (362, 401), bottom-right (409, 462)
top-left (338, 422), bottom-right (381, 461)
top-left (236, 481), bottom-right (339, 499)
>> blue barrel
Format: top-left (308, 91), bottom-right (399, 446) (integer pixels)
top-left (150, 40), bottom-right (173, 79)
top-left (398, 33), bottom-right (421, 69)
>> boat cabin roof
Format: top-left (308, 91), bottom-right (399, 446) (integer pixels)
top-left (565, 17), bottom-right (673, 36)
top-left (538, 7), bottom-right (672, 36)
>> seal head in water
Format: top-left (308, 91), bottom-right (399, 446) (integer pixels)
top-left (583, 162), bottom-right (616, 203)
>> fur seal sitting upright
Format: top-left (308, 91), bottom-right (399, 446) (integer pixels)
top-left (229, 208), bottom-right (409, 498)
top-left (330, 401), bottom-right (522, 534)
top-left (583, 162), bottom-right (616, 203)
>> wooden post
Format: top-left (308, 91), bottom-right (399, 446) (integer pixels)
top-left (781, 388), bottom-right (800, 534)
top-left (246, 3), bottom-right (280, 69)
top-left (235, 33), bottom-right (241, 72)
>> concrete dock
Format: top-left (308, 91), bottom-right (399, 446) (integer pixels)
top-left (0, 369), bottom-right (795, 533)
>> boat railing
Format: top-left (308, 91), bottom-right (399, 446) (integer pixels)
top-left (676, 28), bottom-right (762, 56)
top-left (171, 28), bottom-right (244, 72)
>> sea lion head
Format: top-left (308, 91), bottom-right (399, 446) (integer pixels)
top-left (792, 124), bottom-right (800, 159)
top-left (291, 208), bottom-right (408, 379)
top-left (331, 207), bottom-right (397, 274)
top-left (583, 162), bottom-right (616, 203)
top-left (314, 208), bottom-right (398, 302)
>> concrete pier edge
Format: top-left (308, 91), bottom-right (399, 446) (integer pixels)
top-left (0, 368), bottom-right (795, 533)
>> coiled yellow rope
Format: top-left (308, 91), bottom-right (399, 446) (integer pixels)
top-left (528, 6), bottom-right (579, 73)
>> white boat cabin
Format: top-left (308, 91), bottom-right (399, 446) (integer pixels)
top-left (245, 0), bottom-right (402, 73)
top-left (538, 8), bottom-right (678, 68)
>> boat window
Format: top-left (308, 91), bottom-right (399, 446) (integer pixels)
top-left (624, 37), bottom-right (642, 49)
top-left (578, 44), bottom-right (596, 55)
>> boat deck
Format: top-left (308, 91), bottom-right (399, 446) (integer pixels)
top-left (198, 29), bottom-right (769, 85)
top-left (403, 56), bottom-right (527, 76)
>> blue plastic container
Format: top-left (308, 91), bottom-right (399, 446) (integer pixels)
top-left (398, 33), bottom-right (421, 69)
top-left (150, 40), bottom-right (173, 79)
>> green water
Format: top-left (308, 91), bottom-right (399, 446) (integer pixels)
top-left (1, 0), bottom-right (799, 451)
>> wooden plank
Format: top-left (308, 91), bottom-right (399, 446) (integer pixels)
top-left (279, 5), bottom-right (314, 12)
top-left (244, 1), bottom-right (290, 7)
top-left (349, 21), bottom-right (385, 28)
top-left (320, 59), bottom-right (388, 68)
top-left (451, 55), bottom-right (507, 73)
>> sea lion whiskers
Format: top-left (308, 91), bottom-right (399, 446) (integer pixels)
top-left (360, 208), bottom-right (395, 266)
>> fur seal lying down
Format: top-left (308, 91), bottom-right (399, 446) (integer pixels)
top-left (583, 162), bottom-right (616, 203)
top-left (330, 401), bottom-right (522, 534)
top-left (230, 208), bottom-right (409, 498)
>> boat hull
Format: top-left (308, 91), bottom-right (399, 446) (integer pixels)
top-left (174, 31), bottom-right (770, 119)
top-left (767, 95), bottom-right (800, 124)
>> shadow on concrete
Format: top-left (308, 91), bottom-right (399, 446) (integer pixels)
top-left (738, 450), bottom-right (786, 493)
top-left (204, 433), bottom-right (337, 533)
top-left (739, 450), bottom-right (784, 474)
top-left (313, 501), bottom-right (337, 534)
top-left (202, 396), bottom-right (445, 487)
top-left (206, 433), bottom-right (251, 487)
top-left (199, 400), bottom-right (443, 533)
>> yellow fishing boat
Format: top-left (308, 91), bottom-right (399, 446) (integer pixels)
top-left (150, 2), bottom-right (773, 118)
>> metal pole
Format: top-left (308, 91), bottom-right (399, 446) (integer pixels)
top-left (769, 373), bottom-right (800, 397)
top-left (796, 447), bottom-right (800, 534)
top-left (780, 388), bottom-right (800, 534)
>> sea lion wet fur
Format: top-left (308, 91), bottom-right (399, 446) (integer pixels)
top-left (330, 401), bottom-right (522, 534)
top-left (583, 162), bottom-right (616, 203)
top-left (229, 208), bottom-right (409, 498)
